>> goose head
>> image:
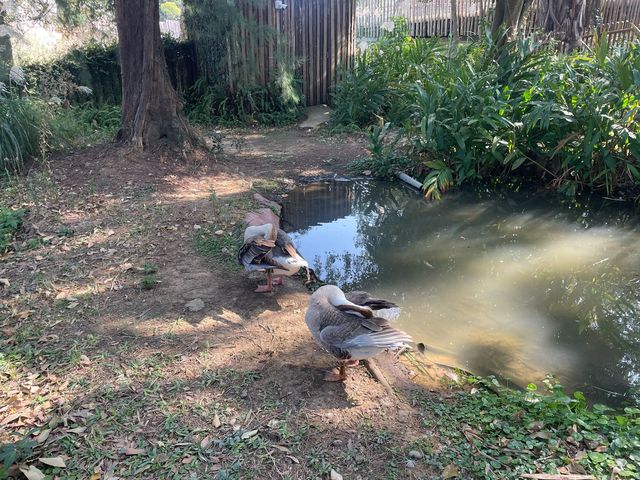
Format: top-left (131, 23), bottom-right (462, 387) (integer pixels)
top-left (312, 285), bottom-right (374, 318)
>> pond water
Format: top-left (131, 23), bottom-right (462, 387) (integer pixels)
top-left (281, 180), bottom-right (640, 405)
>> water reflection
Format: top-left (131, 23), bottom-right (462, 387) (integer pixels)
top-left (281, 181), bottom-right (640, 405)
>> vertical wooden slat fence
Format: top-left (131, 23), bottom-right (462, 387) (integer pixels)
top-left (356, 0), bottom-right (640, 46)
top-left (227, 0), bottom-right (356, 106)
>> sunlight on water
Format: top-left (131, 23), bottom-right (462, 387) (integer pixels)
top-left (282, 180), bottom-right (640, 404)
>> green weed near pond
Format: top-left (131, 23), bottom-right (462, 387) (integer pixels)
top-left (416, 377), bottom-right (639, 479)
top-left (0, 208), bottom-right (27, 253)
top-left (195, 227), bottom-right (242, 270)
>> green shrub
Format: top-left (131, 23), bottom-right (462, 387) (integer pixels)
top-left (0, 208), bottom-right (27, 252)
top-left (0, 94), bottom-right (45, 173)
top-left (186, 75), bottom-right (303, 126)
top-left (47, 103), bottom-right (120, 151)
top-left (0, 90), bottom-right (119, 170)
top-left (22, 42), bottom-right (122, 105)
top-left (349, 122), bottom-right (409, 177)
top-left (333, 23), bottom-right (640, 199)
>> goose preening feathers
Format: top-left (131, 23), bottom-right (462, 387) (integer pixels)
top-left (238, 223), bottom-right (309, 292)
top-left (305, 285), bottom-right (412, 381)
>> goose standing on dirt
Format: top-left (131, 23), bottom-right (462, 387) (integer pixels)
top-left (238, 223), bottom-right (309, 292)
top-left (305, 285), bottom-right (412, 381)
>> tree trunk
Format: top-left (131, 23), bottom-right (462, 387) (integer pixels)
top-left (114, 0), bottom-right (195, 149)
top-left (450, 0), bottom-right (459, 42)
top-left (538, 0), bottom-right (590, 50)
top-left (491, 0), bottom-right (533, 44)
top-left (0, 5), bottom-right (13, 83)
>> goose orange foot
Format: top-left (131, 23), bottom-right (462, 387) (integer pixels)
top-left (323, 363), bottom-right (347, 382)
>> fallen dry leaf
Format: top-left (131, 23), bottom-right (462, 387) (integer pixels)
top-left (35, 429), bottom-right (51, 443)
top-left (0, 278), bottom-right (9, 287)
top-left (19, 465), bottom-right (46, 480)
top-left (39, 456), bottom-right (66, 468)
top-left (212, 413), bottom-right (221, 428)
top-left (442, 463), bottom-right (459, 478)
top-left (286, 455), bottom-right (300, 464)
top-left (271, 445), bottom-right (291, 453)
top-left (181, 456), bottom-right (193, 464)
top-left (241, 429), bottom-right (258, 440)
top-left (123, 448), bottom-right (146, 456)
top-left (200, 436), bottom-right (212, 449)
top-left (67, 426), bottom-right (87, 434)
top-left (1, 412), bottom-right (23, 426)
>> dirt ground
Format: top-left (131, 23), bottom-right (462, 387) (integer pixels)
top-left (0, 127), bottom-right (455, 479)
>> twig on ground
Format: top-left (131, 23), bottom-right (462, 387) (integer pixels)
top-left (363, 358), bottom-right (396, 398)
top-left (521, 475), bottom-right (596, 480)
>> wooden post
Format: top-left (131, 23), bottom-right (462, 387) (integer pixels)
top-left (450, 0), bottom-right (459, 41)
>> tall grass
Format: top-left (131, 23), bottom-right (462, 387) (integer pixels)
top-left (333, 23), bottom-right (640, 199)
top-left (0, 94), bottom-right (44, 173)
top-left (0, 92), bottom-right (120, 173)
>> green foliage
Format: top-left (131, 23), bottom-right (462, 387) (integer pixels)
top-left (349, 122), bottom-right (409, 178)
top-left (139, 275), bottom-right (159, 290)
top-left (160, 1), bottom-right (182, 20)
top-left (333, 23), bottom-right (640, 199)
top-left (0, 87), bottom-right (119, 169)
top-left (0, 208), bottom-right (27, 253)
top-left (47, 103), bottom-right (120, 151)
top-left (22, 39), bottom-right (196, 107)
top-left (417, 377), bottom-right (640, 479)
top-left (53, 0), bottom-right (113, 29)
top-left (0, 94), bottom-right (44, 173)
top-left (23, 42), bottom-right (122, 105)
top-left (0, 437), bottom-right (37, 477)
top-left (195, 225), bottom-right (243, 271)
top-left (183, 0), bottom-right (239, 84)
top-left (186, 76), bottom-right (302, 126)
top-left (143, 263), bottom-right (158, 275)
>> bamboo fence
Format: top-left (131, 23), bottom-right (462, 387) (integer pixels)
top-left (356, 0), bottom-right (640, 47)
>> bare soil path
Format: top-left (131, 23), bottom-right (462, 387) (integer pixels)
top-left (1, 127), bottom-right (449, 479)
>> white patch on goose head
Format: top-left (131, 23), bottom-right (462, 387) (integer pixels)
top-left (243, 223), bottom-right (275, 242)
top-left (320, 285), bottom-right (372, 318)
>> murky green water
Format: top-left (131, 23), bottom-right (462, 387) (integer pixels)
top-left (281, 180), bottom-right (640, 404)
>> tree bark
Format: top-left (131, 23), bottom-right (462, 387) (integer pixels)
top-left (491, 0), bottom-right (533, 44)
top-left (0, 4), bottom-right (13, 83)
top-left (114, 0), bottom-right (195, 149)
top-left (538, 0), bottom-right (590, 50)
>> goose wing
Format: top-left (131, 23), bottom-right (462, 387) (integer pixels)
top-left (238, 235), bottom-right (275, 268)
top-left (317, 310), bottom-right (394, 349)
top-left (238, 224), bottom-right (278, 269)
top-left (276, 229), bottom-right (305, 260)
